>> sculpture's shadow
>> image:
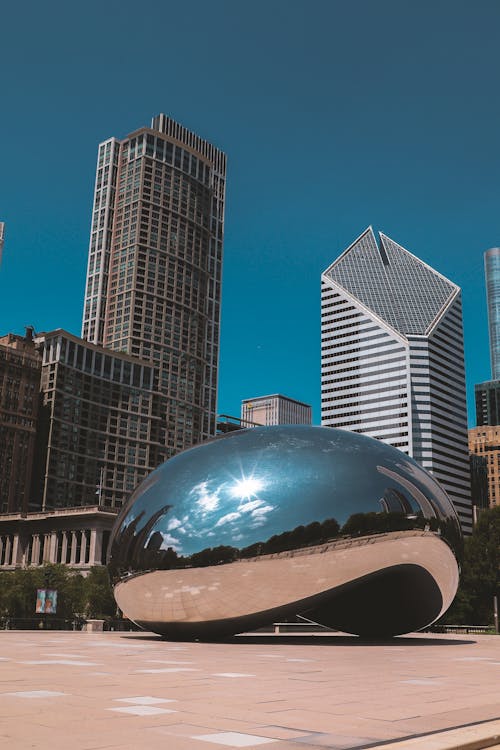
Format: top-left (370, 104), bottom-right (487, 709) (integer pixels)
top-left (121, 632), bottom-right (476, 647)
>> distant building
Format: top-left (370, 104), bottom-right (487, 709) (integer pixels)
top-left (0, 327), bottom-right (163, 573)
top-left (473, 250), bottom-right (500, 429)
top-left (475, 379), bottom-right (500, 427)
top-left (32, 329), bottom-right (163, 511)
top-left (0, 222), bottom-right (4, 267)
top-left (469, 426), bottom-right (500, 509)
top-left (469, 250), bottom-right (500, 511)
top-left (485, 248), bottom-right (500, 379)
top-left (81, 114), bottom-right (227, 458)
top-left (321, 227), bottom-right (472, 533)
top-left (241, 394), bottom-right (312, 426)
top-left (0, 506), bottom-right (116, 572)
top-left (0, 329), bottom-right (41, 514)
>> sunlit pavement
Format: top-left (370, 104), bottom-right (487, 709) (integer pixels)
top-left (0, 630), bottom-right (499, 749)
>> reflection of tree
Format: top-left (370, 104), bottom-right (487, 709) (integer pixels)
top-left (340, 511), bottom-right (462, 561)
top-left (341, 511), bottom-right (425, 536)
top-left (241, 518), bottom-right (340, 557)
top-left (116, 517), bottom-right (342, 574)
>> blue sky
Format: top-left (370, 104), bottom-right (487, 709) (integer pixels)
top-left (1, 0), bottom-right (499, 425)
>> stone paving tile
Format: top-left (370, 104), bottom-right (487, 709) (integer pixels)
top-left (0, 630), bottom-right (499, 749)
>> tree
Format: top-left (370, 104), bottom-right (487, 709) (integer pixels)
top-left (443, 506), bottom-right (500, 625)
top-left (84, 566), bottom-right (116, 619)
top-left (461, 506), bottom-right (500, 624)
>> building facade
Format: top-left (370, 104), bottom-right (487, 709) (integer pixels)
top-left (0, 506), bottom-right (116, 573)
top-left (475, 379), bottom-right (500, 427)
top-left (321, 227), bottom-right (472, 532)
top-left (32, 329), bottom-right (162, 512)
top-left (469, 426), bottom-right (500, 509)
top-left (0, 329), bottom-right (41, 514)
top-left (241, 394), bottom-right (312, 426)
top-left (81, 114), bottom-right (226, 458)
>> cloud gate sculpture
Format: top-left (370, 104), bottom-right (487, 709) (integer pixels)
top-left (107, 426), bottom-right (461, 639)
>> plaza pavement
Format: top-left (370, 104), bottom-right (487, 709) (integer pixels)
top-left (0, 630), bottom-right (499, 750)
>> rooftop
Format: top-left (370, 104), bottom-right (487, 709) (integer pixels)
top-left (323, 227), bottom-right (459, 337)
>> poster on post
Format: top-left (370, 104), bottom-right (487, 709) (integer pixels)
top-left (35, 589), bottom-right (58, 614)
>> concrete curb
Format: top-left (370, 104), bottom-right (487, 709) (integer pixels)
top-left (370, 719), bottom-right (500, 750)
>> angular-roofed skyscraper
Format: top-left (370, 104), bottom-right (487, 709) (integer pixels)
top-left (321, 227), bottom-right (472, 532)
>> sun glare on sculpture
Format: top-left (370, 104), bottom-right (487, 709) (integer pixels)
top-left (230, 476), bottom-right (264, 500)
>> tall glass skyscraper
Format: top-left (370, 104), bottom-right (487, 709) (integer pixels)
top-left (0, 222), bottom-right (5, 267)
top-left (82, 115), bottom-right (226, 459)
top-left (484, 247), bottom-right (500, 379)
top-left (321, 227), bottom-right (472, 532)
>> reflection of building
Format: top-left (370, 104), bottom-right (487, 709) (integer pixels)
top-left (321, 227), bottom-right (472, 533)
top-left (81, 114), bottom-right (226, 459)
top-left (0, 506), bottom-right (116, 573)
top-left (0, 329), bottom-right (41, 514)
top-left (33, 329), bottom-right (162, 511)
top-left (469, 426), bottom-right (500, 509)
top-left (241, 394), bottom-right (312, 426)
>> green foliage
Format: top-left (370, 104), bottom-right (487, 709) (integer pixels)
top-left (0, 564), bottom-right (115, 620)
top-left (443, 506), bottom-right (500, 625)
top-left (84, 566), bottom-right (116, 619)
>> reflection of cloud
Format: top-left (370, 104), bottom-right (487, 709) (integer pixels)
top-left (167, 517), bottom-right (182, 531)
top-left (159, 532), bottom-right (182, 551)
top-left (238, 499), bottom-right (263, 513)
top-left (249, 518), bottom-right (267, 529)
top-left (251, 504), bottom-right (274, 518)
top-left (190, 480), bottom-right (221, 513)
top-left (215, 512), bottom-right (241, 527)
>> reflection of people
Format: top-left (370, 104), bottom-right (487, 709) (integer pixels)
top-left (36, 590), bottom-right (46, 614)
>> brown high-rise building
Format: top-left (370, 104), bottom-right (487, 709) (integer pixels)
top-left (81, 114), bottom-right (226, 459)
top-left (0, 329), bottom-right (41, 514)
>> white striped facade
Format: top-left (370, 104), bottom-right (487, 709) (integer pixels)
top-left (321, 228), bottom-right (472, 533)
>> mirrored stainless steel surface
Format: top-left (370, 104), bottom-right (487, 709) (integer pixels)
top-left (108, 426), bottom-right (462, 638)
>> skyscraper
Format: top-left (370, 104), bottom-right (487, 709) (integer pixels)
top-left (469, 249), bottom-right (500, 510)
top-left (474, 249), bottom-right (500, 431)
top-left (82, 114), bottom-right (226, 458)
top-left (321, 227), bottom-right (472, 532)
top-left (0, 222), bottom-right (5, 267)
top-left (485, 247), bottom-right (500, 379)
